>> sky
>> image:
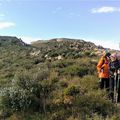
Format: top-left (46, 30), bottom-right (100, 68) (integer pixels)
top-left (0, 0), bottom-right (120, 50)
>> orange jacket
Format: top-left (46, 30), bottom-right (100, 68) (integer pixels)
top-left (97, 56), bottom-right (109, 78)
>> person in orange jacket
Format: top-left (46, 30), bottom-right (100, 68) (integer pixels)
top-left (97, 51), bottom-right (111, 90)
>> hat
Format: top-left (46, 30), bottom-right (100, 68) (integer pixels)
top-left (104, 50), bottom-right (111, 57)
top-left (106, 52), bottom-right (111, 57)
top-left (110, 53), bottom-right (117, 58)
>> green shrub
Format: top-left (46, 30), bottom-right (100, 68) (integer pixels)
top-left (48, 52), bottom-right (59, 57)
top-left (62, 65), bottom-right (89, 77)
top-left (52, 60), bottom-right (74, 68)
top-left (73, 94), bottom-right (116, 118)
top-left (50, 110), bottom-right (67, 120)
top-left (0, 81), bottom-right (42, 112)
top-left (64, 85), bottom-right (79, 96)
top-left (89, 52), bottom-right (96, 57)
top-left (84, 51), bottom-right (91, 56)
top-left (0, 72), bottom-right (52, 113)
top-left (59, 81), bottom-right (68, 88)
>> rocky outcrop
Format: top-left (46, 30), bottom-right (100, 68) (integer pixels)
top-left (0, 36), bottom-right (27, 46)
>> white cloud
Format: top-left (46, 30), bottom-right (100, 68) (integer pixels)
top-left (0, 21), bottom-right (15, 29)
top-left (91, 6), bottom-right (120, 14)
top-left (20, 36), bottom-right (42, 44)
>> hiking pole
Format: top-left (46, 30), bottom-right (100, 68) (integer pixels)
top-left (114, 71), bottom-right (118, 104)
top-left (117, 70), bottom-right (120, 103)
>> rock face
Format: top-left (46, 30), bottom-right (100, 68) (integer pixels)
top-left (0, 36), bottom-right (27, 47)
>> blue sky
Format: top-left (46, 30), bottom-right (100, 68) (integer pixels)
top-left (0, 0), bottom-right (120, 50)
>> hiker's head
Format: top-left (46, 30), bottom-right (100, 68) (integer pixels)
top-left (103, 50), bottom-right (111, 59)
top-left (110, 53), bottom-right (117, 61)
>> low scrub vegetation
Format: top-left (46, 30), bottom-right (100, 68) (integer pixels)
top-left (0, 37), bottom-right (119, 120)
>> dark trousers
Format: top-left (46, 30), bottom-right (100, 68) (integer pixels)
top-left (99, 78), bottom-right (109, 90)
top-left (118, 82), bottom-right (120, 102)
top-left (109, 77), bottom-right (114, 101)
top-left (117, 75), bottom-right (120, 102)
top-left (109, 76), bottom-right (120, 103)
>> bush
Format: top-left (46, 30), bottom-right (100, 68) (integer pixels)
top-left (59, 81), bottom-right (68, 88)
top-left (62, 65), bottom-right (89, 77)
top-left (64, 85), bottom-right (79, 96)
top-left (48, 52), bottom-right (59, 57)
top-left (0, 81), bottom-right (42, 112)
top-left (73, 94), bottom-right (116, 118)
top-left (84, 51), bottom-right (91, 56)
top-left (50, 110), bottom-right (67, 120)
top-left (0, 71), bottom-right (52, 113)
top-left (49, 70), bottom-right (59, 84)
top-left (52, 60), bottom-right (74, 68)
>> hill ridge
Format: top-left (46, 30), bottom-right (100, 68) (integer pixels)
top-left (0, 36), bottom-right (27, 46)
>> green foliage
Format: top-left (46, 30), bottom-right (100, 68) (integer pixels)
top-left (52, 59), bottom-right (74, 68)
top-left (59, 81), bottom-right (68, 88)
top-left (0, 36), bottom-right (119, 120)
top-left (64, 85), bottom-right (79, 96)
top-left (50, 110), bottom-right (66, 120)
top-left (62, 65), bottom-right (89, 77)
top-left (84, 51), bottom-right (91, 56)
top-left (48, 52), bottom-right (59, 57)
top-left (74, 94), bottom-right (115, 117)
top-left (0, 71), bottom-right (52, 114)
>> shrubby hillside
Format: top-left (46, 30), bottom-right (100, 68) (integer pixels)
top-left (0, 36), bottom-right (120, 120)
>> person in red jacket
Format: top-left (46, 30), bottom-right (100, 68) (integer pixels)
top-left (97, 51), bottom-right (111, 90)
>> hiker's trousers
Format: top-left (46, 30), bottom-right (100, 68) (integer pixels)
top-left (99, 78), bottom-right (109, 90)
top-left (109, 76), bottom-right (120, 102)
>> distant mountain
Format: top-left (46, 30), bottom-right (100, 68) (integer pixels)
top-left (31, 38), bottom-right (98, 50)
top-left (1, 36), bottom-right (118, 59)
top-left (0, 36), bottom-right (27, 47)
top-left (31, 38), bottom-right (107, 58)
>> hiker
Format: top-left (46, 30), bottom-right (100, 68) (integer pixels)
top-left (97, 51), bottom-right (111, 90)
top-left (109, 53), bottom-right (120, 103)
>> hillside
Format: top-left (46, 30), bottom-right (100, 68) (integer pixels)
top-left (31, 38), bottom-right (98, 50)
top-left (31, 38), bottom-right (106, 59)
top-left (0, 36), bottom-right (31, 57)
top-left (0, 36), bottom-right (35, 86)
top-left (0, 36), bottom-right (27, 46)
top-left (0, 36), bottom-right (120, 120)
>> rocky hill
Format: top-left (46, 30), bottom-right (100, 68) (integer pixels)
top-left (1, 36), bottom-right (118, 61)
top-left (0, 36), bottom-right (118, 59)
top-left (31, 38), bottom-right (107, 59)
top-left (32, 38), bottom-right (99, 51)
top-left (0, 36), bottom-right (27, 47)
